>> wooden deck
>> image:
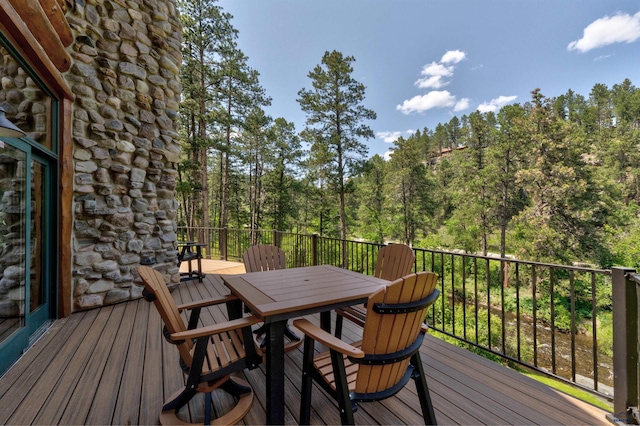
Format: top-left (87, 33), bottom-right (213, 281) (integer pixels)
top-left (0, 270), bottom-right (610, 425)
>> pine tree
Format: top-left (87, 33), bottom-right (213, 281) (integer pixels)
top-left (297, 50), bottom-right (376, 263)
top-left (178, 0), bottom-right (236, 242)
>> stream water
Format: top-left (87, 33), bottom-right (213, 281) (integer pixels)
top-left (501, 310), bottom-right (613, 395)
top-left (444, 303), bottom-right (614, 396)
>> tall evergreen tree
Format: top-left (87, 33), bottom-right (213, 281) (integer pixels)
top-left (447, 111), bottom-right (495, 254)
top-left (354, 154), bottom-right (388, 243)
top-left (514, 89), bottom-right (604, 263)
top-left (263, 118), bottom-right (304, 237)
top-left (297, 50), bottom-right (376, 260)
top-left (240, 107), bottom-right (272, 244)
top-left (487, 104), bottom-right (529, 257)
top-left (214, 45), bottom-right (270, 230)
top-left (387, 135), bottom-right (434, 245)
top-left (178, 0), bottom-right (236, 242)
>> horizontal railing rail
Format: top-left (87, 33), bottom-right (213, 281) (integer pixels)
top-left (177, 227), bottom-right (615, 401)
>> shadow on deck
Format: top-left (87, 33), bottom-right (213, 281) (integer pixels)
top-left (0, 266), bottom-right (609, 425)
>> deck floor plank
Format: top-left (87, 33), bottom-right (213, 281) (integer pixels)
top-left (31, 306), bottom-right (113, 424)
top-left (425, 335), bottom-right (606, 424)
top-left (8, 310), bottom-right (96, 424)
top-left (111, 299), bottom-right (150, 425)
top-left (140, 296), bottom-right (166, 425)
top-left (0, 271), bottom-right (611, 425)
top-left (84, 300), bottom-right (139, 425)
top-left (0, 312), bottom-right (80, 401)
top-left (0, 312), bottom-right (87, 423)
top-left (58, 303), bottom-right (128, 425)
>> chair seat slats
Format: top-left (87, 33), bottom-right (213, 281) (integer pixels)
top-left (196, 330), bottom-right (249, 374)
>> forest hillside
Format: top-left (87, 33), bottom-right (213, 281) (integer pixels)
top-left (176, 1), bottom-right (640, 269)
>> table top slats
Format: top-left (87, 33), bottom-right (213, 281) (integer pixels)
top-left (221, 265), bottom-right (388, 319)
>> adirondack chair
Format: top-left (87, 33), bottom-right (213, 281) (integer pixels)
top-left (334, 243), bottom-right (416, 338)
top-left (242, 244), bottom-right (302, 351)
top-left (138, 266), bottom-right (263, 425)
top-left (294, 271), bottom-right (439, 425)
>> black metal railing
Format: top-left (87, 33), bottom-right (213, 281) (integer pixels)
top-left (415, 249), bottom-right (612, 401)
top-left (177, 227), bottom-right (615, 401)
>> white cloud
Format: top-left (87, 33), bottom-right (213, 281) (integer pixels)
top-left (421, 62), bottom-right (454, 77)
top-left (399, 50), bottom-right (469, 114)
top-left (568, 12), bottom-right (640, 52)
top-left (377, 130), bottom-right (415, 143)
top-left (377, 131), bottom-right (400, 143)
top-left (441, 50), bottom-right (466, 64)
top-left (415, 62), bottom-right (454, 89)
top-left (397, 90), bottom-right (456, 114)
top-left (477, 95), bottom-right (517, 113)
top-left (415, 75), bottom-right (449, 89)
top-left (594, 54), bottom-right (612, 61)
top-left (454, 98), bottom-right (470, 112)
top-left (383, 150), bottom-right (393, 161)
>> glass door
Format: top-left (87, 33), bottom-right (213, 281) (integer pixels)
top-left (0, 139), bottom-right (54, 373)
top-left (28, 156), bottom-right (52, 335)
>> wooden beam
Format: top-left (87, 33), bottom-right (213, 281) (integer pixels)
top-left (55, 0), bottom-right (68, 14)
top-left (7, 0), bottom-right (71, 72)
top-left (59, 97), bottom-right (73, 317)
top-left (39, 0), bottom-right (74, 47)
top-left (0, 2), bottom-right (73, 97)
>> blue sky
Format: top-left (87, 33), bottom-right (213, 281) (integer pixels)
top-left (216, 0), bottom-right (640, 158)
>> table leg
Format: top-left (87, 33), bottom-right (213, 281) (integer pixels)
top-left (266, 320), bottom-right (286, 425)
top-left (320, 310), bottom-right (332, 332)
top-left (226, 299), bottom-right (243, 320)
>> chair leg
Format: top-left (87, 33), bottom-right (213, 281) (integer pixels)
top-left (163, 387), bottom-right (197, 412)
top-left (334, 313), bottom-right (344, 338)
top-left (330, 350), bottom-right (355, 425)
top-left (299, 335), bottom-right (314, 425)
top-left (221, 376), bottom-right (252, 396)
top-left (284, 323), bottom-right (301, 342)
top-left (411, 353), bottom-right (437, 425)
top-left (204, 392), bottom-right (212, 426)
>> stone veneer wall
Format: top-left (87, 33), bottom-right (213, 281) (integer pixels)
top-left (66, 0), bottom-right (182, 310)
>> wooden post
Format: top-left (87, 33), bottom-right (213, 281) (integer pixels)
top-left (312, 234), bottom-right (319, 266)
top-left (611, 267), bottom-right (639, 422)
top-left (219, 228), bottom-right (227, 261)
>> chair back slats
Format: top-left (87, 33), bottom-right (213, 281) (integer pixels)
top-left (374, 244), bottom-right (415, 281)
top-left (356, 272), bottom-right (438, 394)
top-left (243, 245), bottom-right (286, 272)
top-left (139, 266), bottom-right (194, 365)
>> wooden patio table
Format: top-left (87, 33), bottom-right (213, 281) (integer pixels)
top-left (220, 265), bottom-right (388, 425)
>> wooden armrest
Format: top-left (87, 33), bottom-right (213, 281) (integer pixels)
top-left (171, 315), bottom-right (261, 341)
top-left (293, 319), bottom-right (364, 358)
top-left (176, 294), bottom-right (239, 311)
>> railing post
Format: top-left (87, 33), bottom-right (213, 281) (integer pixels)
top-left (611, 266), bottom-right (638, 422)
top-left (312, 234), bottom-right (319, 266)
top-left (219, 227), bottom-right (228, 261)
